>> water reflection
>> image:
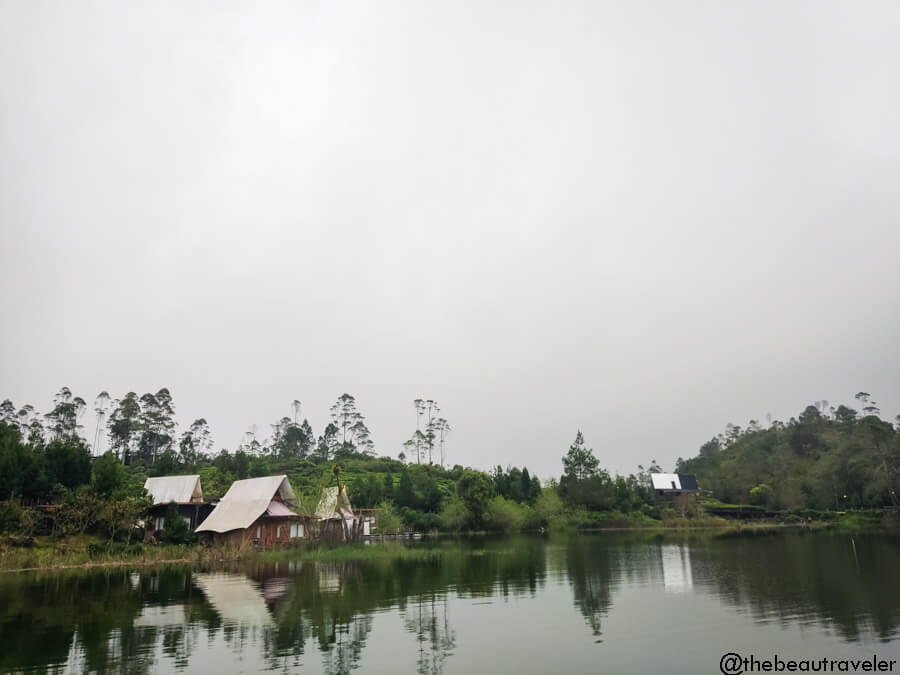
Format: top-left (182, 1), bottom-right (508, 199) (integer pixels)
top-left (0, 533), bottom-right (898, 674)
top-left (661, 544), bottom-right (693, 593)
top-left (402, 592), bottom-right (456, 675)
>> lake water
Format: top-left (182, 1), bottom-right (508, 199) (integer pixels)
top-left (1, 532), bottom-right (899, 674)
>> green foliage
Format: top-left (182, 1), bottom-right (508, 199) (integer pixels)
top-left (484, 496), bottom-right (535, 532)
top-left (56, 489), bottom-right (103, 536)
top-left (92, 452), bottom-right (125, 497)
top-left (491, 465), bottom-right (541, 504)
top-left (395, 469), bottom-right (416, 509)
top-left (197, 466), bottom-right (231, 501)
top-left (0, 422), bottom-right (93, 502)
top-left (679, 399), bottom-right (900, 510)
top-left (439, 497), bottom-right (470, 532)
top-left (43, 438), bottom-right (92, 489)
top-left (400, 508), bottom-right (442, 532)
top-left (535, 487), bottom-right (568, 529)
top-left (0, 500), bottom-right (33, 535)
top-left (150, 449), bottom-right (181, 477)
top-left (375, 501), bottom-right (402, 534)
top-left (0, 422), bottom-right (48, 500)
top-left (161, 503), bottom-right (196, 545)
top-left (562, 431), bottom-right (599, 481)
top-left (749, 483), bottom-right (773, 507)
top-left (456, 469), bottom-right (491, 524)
top-left (96, 495), bottom-right (150, 543)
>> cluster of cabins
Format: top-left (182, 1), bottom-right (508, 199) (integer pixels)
top-left (143, 474), bottom-right (375, 546)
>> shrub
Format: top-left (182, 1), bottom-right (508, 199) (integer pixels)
top-left (484, 496), bottom-right (531, 532)
top-left (400, 508), bottom-right (441, 533)
top-left (0, 500), bottom-right (31, 535)
top-left (375, 500), bottom-right (403, 534)
top-left (535, 488), bottom-right (568, 530)
top-left (439, 498), bottom-right (470, 532)
top-left (162, 503), bottom-right (196, 545)
top-left (87, 541), bottom-right (107, 557)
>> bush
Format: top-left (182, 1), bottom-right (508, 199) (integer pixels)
top-left (535, 488), bottom-right (568, 530)
top-left (456, 470), bottom-right (491, 524)
top-left (439, 498), bottom-right (470, 532)
top-left (0, 500), bottom-right (31, 535)
top-left (162, 504), bottom-right (196, 545)
top-left (92, 452), bottom-right (125, 497)
top-left (375, 501), bottom-right (402, 534)
top-left (87, 541), bottom-right (107, 557)
top-left (400, 508), bottom-right (441, 533)
top-left (484, 496), bottom-right (533, 532)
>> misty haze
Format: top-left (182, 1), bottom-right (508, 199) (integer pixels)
top-left (1, 2), bottom-right (899, 674)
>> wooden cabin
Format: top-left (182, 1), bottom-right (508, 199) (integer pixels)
top-left (650, 473), bottom-right (699, 514)
top-left (143, 475), bottom-right (212, 536)
top-left (195, 475), bottom-right (305, 547)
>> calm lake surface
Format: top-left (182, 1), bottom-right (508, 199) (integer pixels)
top-left (2, 532), bottom-right (899, 674)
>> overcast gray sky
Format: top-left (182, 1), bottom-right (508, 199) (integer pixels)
top-left (1, 1), bottom-right (899, 479)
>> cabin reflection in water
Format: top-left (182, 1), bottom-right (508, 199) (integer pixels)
top-left (192, 573), bottom-right (274, 628)
top-left (660, 544), bottom-right (693, 593)
top-left (2, 534), bottom-right (898, 675)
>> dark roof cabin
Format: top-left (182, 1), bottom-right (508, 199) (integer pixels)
top-left (143, 475), bottom-right (211, 534)
top-left (195, 475), bottom-right (304, 547)
top-left (650, 473), bottom-right (699, 506)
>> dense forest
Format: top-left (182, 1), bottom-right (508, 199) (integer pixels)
top-left (1, 387), bottom-right (898, 545)
top-left (677, 394), bottom-right (900, 510)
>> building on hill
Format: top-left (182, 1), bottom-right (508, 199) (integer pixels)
top-left (650, 473), bottom-right (699, 511)
top-left (195, 475), bottom-right (305, 547)
top-left (143, 475), bottom-right (212, 536)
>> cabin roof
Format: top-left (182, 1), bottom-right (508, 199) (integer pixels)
top-left (650, 473), bottom-right (698, 492)
top-left (196, 475), bottom-right (297, 533)
top-left (144, 475), bottom-right (203, 505)
top-left (315, 486), bottom-right (354, 520)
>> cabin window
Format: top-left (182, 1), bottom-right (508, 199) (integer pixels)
top-left (155, 517), bottom-right (165, 531)
top-left (276, 526), bottom-right (281, 538)
top-left (299, 524), bottom-right (305, 538)
top-left (256, 526), bottom-right (261, 539)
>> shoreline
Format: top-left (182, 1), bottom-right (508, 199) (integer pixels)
top-left (3, 519), bottom-right (894, 573)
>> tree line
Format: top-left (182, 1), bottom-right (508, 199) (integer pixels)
top-left (0, 388), bottom-right (454, 470)
top-left (676, 394), bottom-right (900, 510)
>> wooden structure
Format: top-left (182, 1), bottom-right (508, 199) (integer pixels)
top-left (195, 475), bottom-right (305, 547)
top-left (143, 475), bottom-right (212, 536)
top-left (355, 508), bottom-right (378, 536)
top-left (310, 486), bottom-right (364, 542)
top-left (650, 473), bottom-right (699, 515)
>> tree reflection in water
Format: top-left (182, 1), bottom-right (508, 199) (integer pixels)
top-left (402, 591), bottom-right (456, 675)
top-left (1, 533), bottom-right (899, 674)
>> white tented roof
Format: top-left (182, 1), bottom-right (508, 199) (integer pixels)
top-left (196, 475), bottom-right (297, 534)
top-left (315, 486), bottom-right (354, 521)
top-left (650, 473), bottom-right (681, 491)
top-left (144, 475), bottom-right (203, 505)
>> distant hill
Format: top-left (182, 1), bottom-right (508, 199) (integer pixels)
top-left (676, 402), bottom-right (899, 510)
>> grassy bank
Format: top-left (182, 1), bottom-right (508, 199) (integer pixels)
top-left (0, 535), bottom-right (255, 573)
top-left (3, 510), bottom-right (895, 572)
